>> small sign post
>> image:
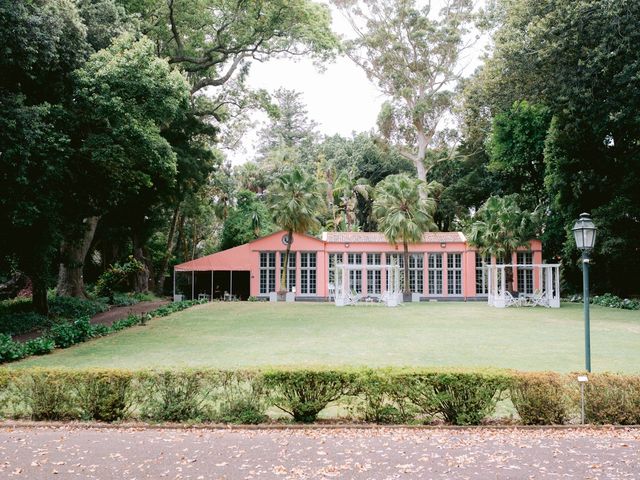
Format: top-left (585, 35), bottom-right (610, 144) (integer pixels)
top-left (578, 375), bottom-right (589, 424)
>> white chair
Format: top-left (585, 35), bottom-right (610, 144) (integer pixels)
top-left (505, 291), bottom-right (524, 307)
top-left (328, 283), bottom-right (335, 301)
top-left (529, 289), bottom-right (548, 307)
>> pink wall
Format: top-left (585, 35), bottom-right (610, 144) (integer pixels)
top-left (174, 231), bottom-right (544, 299)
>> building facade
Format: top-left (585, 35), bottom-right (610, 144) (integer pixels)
top-left (173, 231), bottom-right (543, 301)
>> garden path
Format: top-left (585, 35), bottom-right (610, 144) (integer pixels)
top-left (13, 300), bottom-right (169, 343)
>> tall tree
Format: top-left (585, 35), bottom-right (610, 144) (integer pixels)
top-left (219, 190), bottom-right (276, 250)
top-left (462, 0), bottom-right (640, 294)
top-left (466, 195), bottom-right (540, 291)
top-left (372, 174), bottom-right (437, 294)
top-left (0, 0), bottom-right (91, 313)
top-left (329, 169), bottom-right (372, 232)
top-left (487, 101), bottom-right (552, 211)
top-left (117, 0), bottom-right (339, 95)
top-left (335, 0), bottom-right (476, 181)
top-left (257, 88), bottom-right (319, 156)
top-left (56, 34), bottom-right (190, 297)
top-left (267, 168), bottom-right (324, 296)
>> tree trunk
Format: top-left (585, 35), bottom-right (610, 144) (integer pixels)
top-left (32, 277), bottom-right (48, 316)
top-left (415, 131), bottom-right (428, 182)
top-left (56, 216), bottom-right (100, 298)
top-left (403, 241), bottom-right (410, 294)
top-left (505, 250), bottom-right (515, 292)
top-left (154, 205), bottom-right (181, 295)
top-left (132, 231), bottom-right (150, 293)
top-left (279, 230), bottom-right (293, 297)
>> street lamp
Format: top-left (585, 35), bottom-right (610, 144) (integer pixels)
top-left (572, 213), bottom-right (597, 372)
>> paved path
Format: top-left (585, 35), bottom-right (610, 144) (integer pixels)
top-left (0, 426), bottom-right (638, 479)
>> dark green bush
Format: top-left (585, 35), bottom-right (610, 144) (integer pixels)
top-left (263, 369), bottom-right (356, 423)
top-left (23, 337), bottom-right (55, 356)
top-left (400, 370), bottom-right (510, 425)
top-left (0, 312), bottom-right (49, 337)
top-left (90, 324), bottom-right (110, 337)
top-left (138, 370), bottom-right (217, 421)
top-left (110, 314), bottom-right (142, 331)
top-left (48, 316), bottom-right (91, 348)
top-left (591, 293), bottom-right (640, 310)
top-left (0, 334), bottom-right (26, 362)
top-left (95, 257), bottom-right (145, 299)
top-left (74, 370), bottom-right (133, 422)
top-left (48, 296), bottom-right (108, 319)
top-left (510, 372), bottom-right (569, 425)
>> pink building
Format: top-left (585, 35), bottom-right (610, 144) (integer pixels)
top-left (173, 230), bottom-right (542, 301)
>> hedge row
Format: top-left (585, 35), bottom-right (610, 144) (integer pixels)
top-left (0, 368), bottom-right (638, 425)
top-left (0, 300), bottom-right (207, 364)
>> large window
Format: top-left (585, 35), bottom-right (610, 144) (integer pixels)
top-left (300, 252), bottom-right (317, 294)
top-left (280, 252), bottom-right (296, 292)
top-left (447, 253), bottom-right (462, 295)
top-left (475, 253), bottom-right (490, 295)
top-left (428, 253), bottom-right (443, 295)
top-left (328, 253), bottom-right (342, 285)
top-left (517, 252), bottom-right (533, 294)
top-left (386, 253), bottom-right (405, 291)
top-left (259, 252), bottom-right (276, 294)
top-left (409, 254), bottom-right (424, 294)
top-left (367, 253), bottom-right (381, 294)
top-left (348, 253), bottom-right (362, 293)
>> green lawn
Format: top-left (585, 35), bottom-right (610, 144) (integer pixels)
top-left (13, 302), bottom-right (640, 373)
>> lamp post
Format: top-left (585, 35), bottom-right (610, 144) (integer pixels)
top-left (572, 213), bottom-right (597, 372)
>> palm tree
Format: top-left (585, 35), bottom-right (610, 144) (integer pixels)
top-left (372, 174), bottom-right (437, 294)
top-left (331, 169), bottom-right (372, 231)
top-left (466, 195), bottom-right (540, 292)
top-left (268, 167), bottom-right (324, 296)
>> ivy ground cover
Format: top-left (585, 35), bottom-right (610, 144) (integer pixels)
top-left (12, 302), bottom-right (640, 373)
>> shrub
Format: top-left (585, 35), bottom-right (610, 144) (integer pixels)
top-left (89, 324), bottom-right (110, 337)
top-left (15, 369), bottom-right (79, 420)
top-left (95, 257), bottom-right (145, 300)
top-left (510, 372), bottom-right (570, 425)
top-left (0, 334), bottom-right (26, 362)
top-left (138, 370), bottom-right (217, 422)
top-left (48, 296), bottom-right (108, 319)
top-left (73, 370), bottom-right (133, 422)
top-left (23, 337), bottom-right (55, 356)
top-left (263, 369), bottom-right (356, 423)
top-left (47, 316), bottom-right (91, 348)
top-left (591, 293), bottom-right (640, 310)
top-left (400, 370), bottom-right (510, 425)
top-left (352, 369), bottom-right (416, 424)
top-left (216, 371), bottom-right (268, 424)
top-left (0, 312), bottom-right (49, 337)
top-left (575, 373), bottom-right (640, 425)
top-left (110, 314), bottom-right (142, 332)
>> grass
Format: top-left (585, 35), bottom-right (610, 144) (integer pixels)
top-left (12, 301), bottom-right (640, 373)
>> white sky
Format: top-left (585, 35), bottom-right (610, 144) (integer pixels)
top-left (225, 2), bottom-right (488, 165)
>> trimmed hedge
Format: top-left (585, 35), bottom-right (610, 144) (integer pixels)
top-left (0, 300), bottom-right (206, 364)
top-left (1, 368), bottom-right (638, 425)
top-left (510, 372), bottom-right (570, 425)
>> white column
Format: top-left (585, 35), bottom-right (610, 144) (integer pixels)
top-left (191, 271), bottom-right (195, 300)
